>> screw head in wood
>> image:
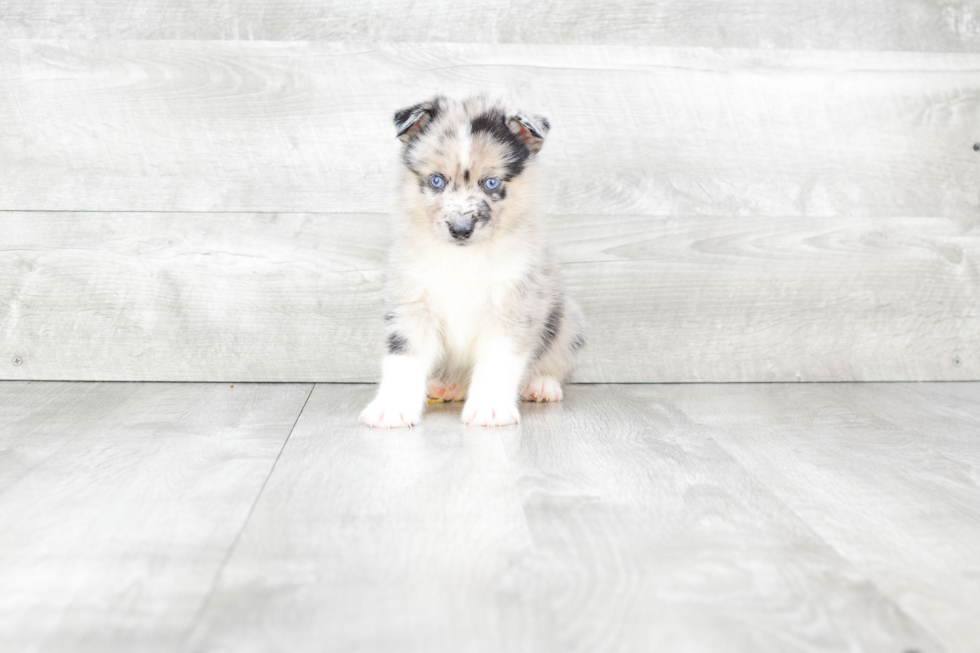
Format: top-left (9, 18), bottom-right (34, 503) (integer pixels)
top-left (12, 356), bottom-right (23, 366)
top-left (953, 356), bottom-right (962, 366)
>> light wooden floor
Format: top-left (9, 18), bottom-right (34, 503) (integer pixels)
top-left (1, 382), bottom-right (978, 653)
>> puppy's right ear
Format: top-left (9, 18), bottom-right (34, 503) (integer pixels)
top-left (394, 101), bottom-right (436, 143)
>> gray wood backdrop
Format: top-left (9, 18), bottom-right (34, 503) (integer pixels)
top-left (1, 3), bottom-right (978, 382)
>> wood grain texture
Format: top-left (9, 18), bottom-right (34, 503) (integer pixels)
top-left (0, 381), bottom-right (312, 653)
top-left (2, 41), bottom-right (978, 217)
top-left (3, 0), bottom-right (980, 52)
top-left (2, 211), bottom-right (976, 382)
top-left (0, 212), bottom-right (384, 382)
top-left (657, 382), bottom-right (980, 653)
top-left (0, 381), bottom-right (142, 492)
top-left (187, 383), bottom-right (941, 653)
top-left (562, 213), bottom-right (979, 382)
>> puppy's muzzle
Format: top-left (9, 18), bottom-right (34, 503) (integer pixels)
top-left (447, 220), bottom-right (474, 241)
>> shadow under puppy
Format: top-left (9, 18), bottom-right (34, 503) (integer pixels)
top-left (360, 95), bottom-right (585, 428)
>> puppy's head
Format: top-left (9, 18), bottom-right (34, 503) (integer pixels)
top-left (394, 96), bottom-right (549, 246)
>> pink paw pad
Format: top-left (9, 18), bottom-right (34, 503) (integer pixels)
top-left (427, 379), bottom-right (466, 403)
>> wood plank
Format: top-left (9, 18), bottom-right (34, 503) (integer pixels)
top-left (188, 384), bottom-right (540, 652)
top-left (562, 213), bottom-right (979, 382)
top-left (3, 0), bottom-right (980, 52)
top-left (2, 41), bottom-right (978, 217)
top-left (0, 381), bottom-right (142, 493)
top-left (0, 381), bottom-right (313, 653)
top-left (2, 211), bottom-right (976, 382)
top-left (0, 212), bottom-right (384, 382)
top-left (188, 383), bottom-right (940, 652)
top-left (657, 382), bottom-right (980, 653)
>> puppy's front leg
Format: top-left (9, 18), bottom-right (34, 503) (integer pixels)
top-left (462, 340), bottom-right (528, 427)
top-left (359, 330), bottom-right (437, 429)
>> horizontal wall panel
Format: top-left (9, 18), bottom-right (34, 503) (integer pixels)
top-left (1, 41), bottom-right (978, 217)
top-left (1, 212), bottom-right (976, 382)
top-left (2, 0), bottom-right (980, 52)
top-left (0, 213), bottom-right (383, 382)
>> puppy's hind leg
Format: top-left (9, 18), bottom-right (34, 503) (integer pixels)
top-left (521, 299), bottom-right (585, 403)
top-left (521, 375), bottom-right (563, 403)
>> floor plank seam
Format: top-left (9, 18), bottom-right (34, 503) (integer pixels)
top-left (627, 387), bottom-right (945, 647)
top-left (178, 382), bottom-right (317, 652)
top-left (697, 424), bottom-right (950, 651)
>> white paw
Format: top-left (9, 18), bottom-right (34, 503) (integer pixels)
top-left (461, 400), bottom-right (521, 427)
top-left (358, 395), bottom-right (423, 429)
top-left (521, 376), bottom-right (563, 403)
top-left (426, 379), bottom-right (467, 403)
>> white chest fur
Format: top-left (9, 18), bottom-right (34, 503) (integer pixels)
top-left (407, 240), bottom-right (530, 357)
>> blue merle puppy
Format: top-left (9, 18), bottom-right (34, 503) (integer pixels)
top-left (359, 95), bottom-right (585, 427)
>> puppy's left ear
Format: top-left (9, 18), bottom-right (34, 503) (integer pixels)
top-left (508, 113), bottom-right (550, 153)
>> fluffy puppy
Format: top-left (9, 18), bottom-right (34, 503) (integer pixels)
top-left (359, 95), bottom-right (585, 428)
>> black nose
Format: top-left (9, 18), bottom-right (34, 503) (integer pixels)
top-left (448, 222), bottom-right (473, 240)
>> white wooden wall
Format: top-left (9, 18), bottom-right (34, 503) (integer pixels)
top-left (1, 5), bottom-right (978, 382)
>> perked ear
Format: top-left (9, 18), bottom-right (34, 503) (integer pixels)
top-left (394, 101), bottom-right (436, 143)
top-left (507, 113), bottom-right (550, 153)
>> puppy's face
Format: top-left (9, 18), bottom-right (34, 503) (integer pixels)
top-left (394, 96), bottom-right (549, 246)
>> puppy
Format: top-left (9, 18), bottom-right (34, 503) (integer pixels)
top-left (359, 95), bottom-right (585, 428)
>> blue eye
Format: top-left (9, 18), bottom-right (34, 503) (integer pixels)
top-left (429, 174), bottom-right (445, 189)
top-left (483, 178), bottom-right (500, 191)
